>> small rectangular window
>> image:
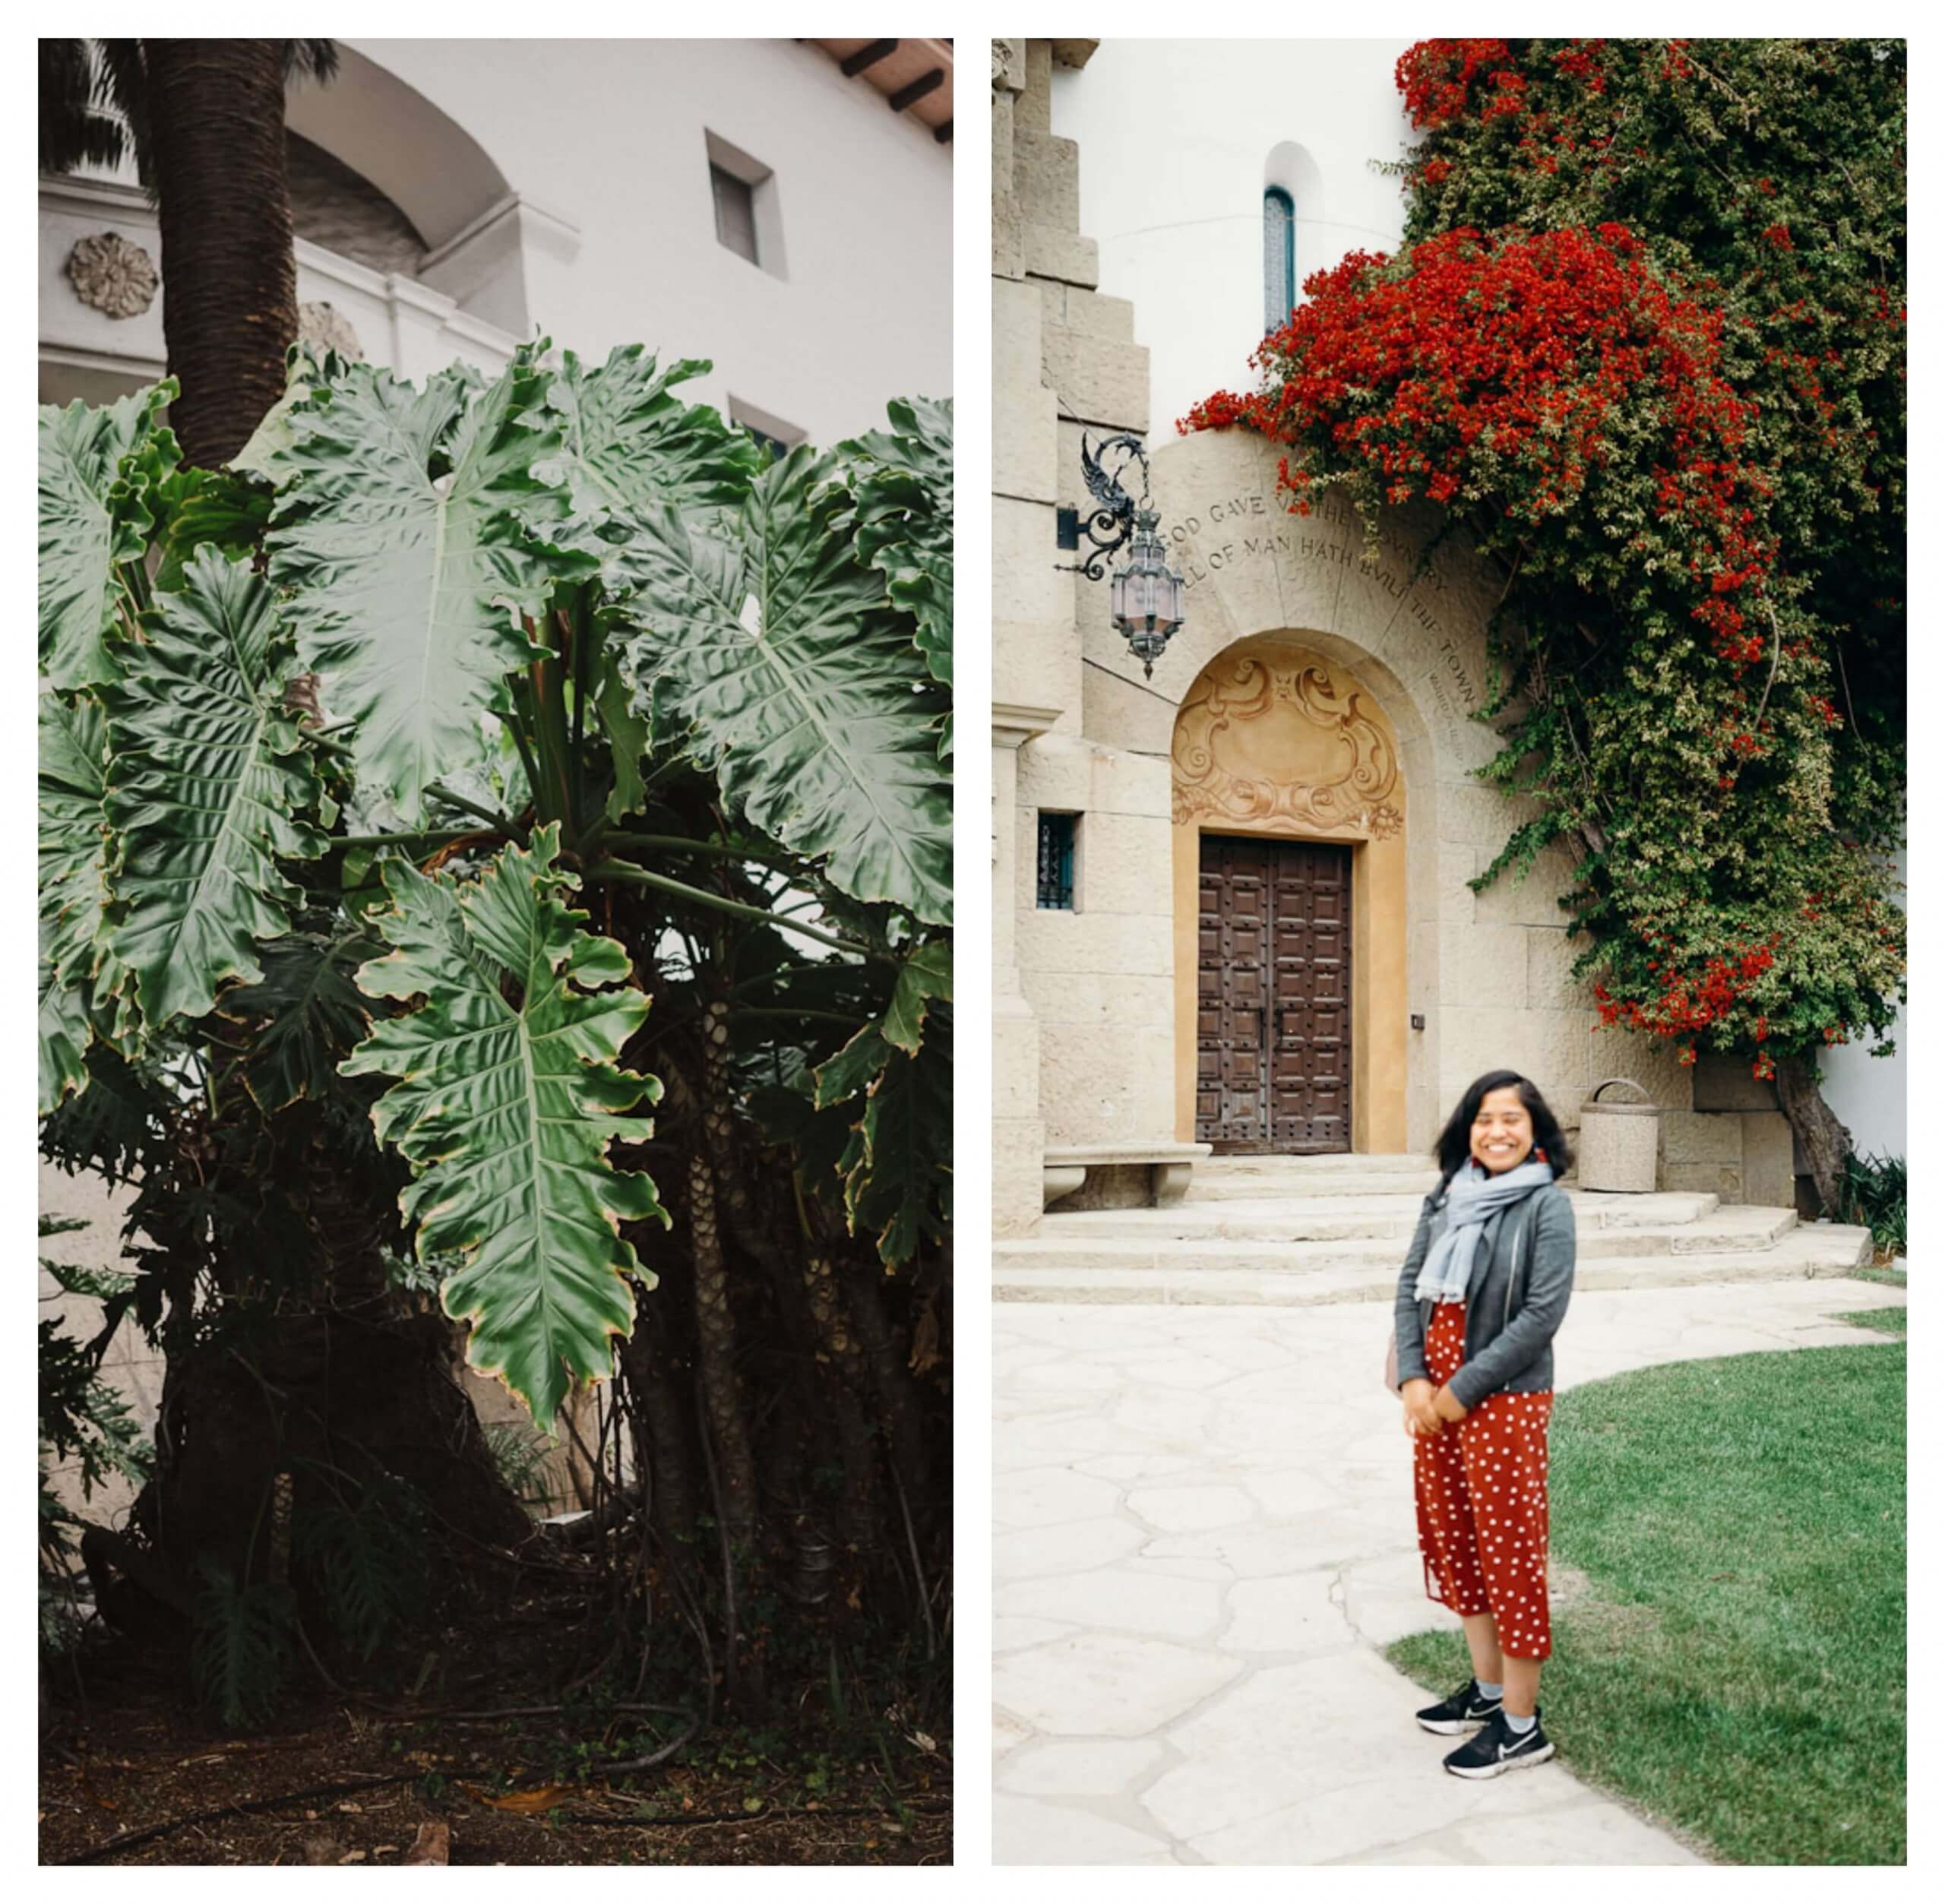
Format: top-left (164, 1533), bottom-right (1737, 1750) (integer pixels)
top-left (711, 163), bottom-right (758, 265)
top-left (1036, 813), bottom-right (1077, 911)
top-left (729, 397), bottom-right (805, 463)
top-left (705, 129), bottom-right (786, 279)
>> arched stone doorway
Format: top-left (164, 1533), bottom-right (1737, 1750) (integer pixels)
top-left (1171, 637), bottom-right (1412, 1153)
top-left (1075, 426), bottom-right (1642, 1160)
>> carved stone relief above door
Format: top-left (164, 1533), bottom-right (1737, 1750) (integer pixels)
top-left (1171, 649), bottom-right (1402, 838)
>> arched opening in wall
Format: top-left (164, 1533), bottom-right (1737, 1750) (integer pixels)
top-left (287, 131), bottom-right (429, 277)
top-left (284, 43), bottom-right (527, 332)
top-left (1170, 635), bottom-right (1413, 1156)
top-left (1263, 141), bottom-right (1326, 331)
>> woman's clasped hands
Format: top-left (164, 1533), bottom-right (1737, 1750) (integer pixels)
top-left (1401, 1377), bottom-right (1471, 1439)
top-left (1400, 1377), bottom-right (1443, 1440)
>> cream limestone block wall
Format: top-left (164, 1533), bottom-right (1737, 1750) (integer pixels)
top-left (993, 720), bottom-right (1049, 1238)
top-left (1017, 738), bottom-right (1177, 1153)
top-left (991, 40), bottom-right (1049, 1237)
top-left (1129, 428), bottom-right (1699, 1156)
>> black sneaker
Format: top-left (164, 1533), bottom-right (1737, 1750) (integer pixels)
top-left (1442, 1707), bottom-right (1555, 1779)
top-left (1414, 1678), bottom-right (1502, 1735)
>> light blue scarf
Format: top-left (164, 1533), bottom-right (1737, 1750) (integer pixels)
top-left (1414, 1156), bottom-right (1554, 1304)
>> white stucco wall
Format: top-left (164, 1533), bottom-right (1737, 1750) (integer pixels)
top-left (343, 38), bottom-right (951, 444)
top-left (1820, 844), bottom-right (1908, 1160)
top-left (1051, 38), bottom-right (1415, 439)
top-left (40, 40), bottom-right (951, 444)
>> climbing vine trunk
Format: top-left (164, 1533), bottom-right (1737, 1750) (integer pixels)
top-left (1773, 1053), bottom-right (1853, 1216)
top-left (144, 40), bottom-right (297, 467)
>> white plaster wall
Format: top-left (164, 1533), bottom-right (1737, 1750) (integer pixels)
top-left (352, 38), bottom-right (952, 445)
top-left (1820, 844), bottom-right (1908, 1159)
top-left (1051, 38), bottom-right (1415, 441)
top-left (41, 40), bottom-right (950, 443)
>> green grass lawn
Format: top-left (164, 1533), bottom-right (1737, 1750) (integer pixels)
top-left (1387, 1340), bottom-right (1905, 1865)
top-left (1831, 1308), bottom-right (1906, 1334)
top-left (1849, 1264), bottom-right (1908, 1290)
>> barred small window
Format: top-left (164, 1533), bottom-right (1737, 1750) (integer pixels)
top-left (1263, 186), bottom-right (1295, 335)
top-left (1036, 813), bottom-right (1076, 911)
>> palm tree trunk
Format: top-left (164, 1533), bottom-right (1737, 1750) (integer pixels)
top-left (144, 40), bottom-right (296, 468)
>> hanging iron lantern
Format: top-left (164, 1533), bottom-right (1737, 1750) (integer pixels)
top-left (1055, 432), bottom-right (1188, 678)
top-left (1108, 504), bottom-right (1185, 678)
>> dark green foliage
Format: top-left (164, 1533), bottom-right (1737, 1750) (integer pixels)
top-left (1396, 40), bottom-right (1906, 1080)
top-left (1836, 1150), bottom-right (1905, 1256)
top-left (191, 1559), bottom-right (296, 1731)
top-left (38, 334), bottom-right (953, 1722)
top-left (292, 1469), bottom-right (429, 1661)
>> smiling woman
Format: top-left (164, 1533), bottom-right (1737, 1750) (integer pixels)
top-left (1392, 1071), bottom-right (1577, 1774)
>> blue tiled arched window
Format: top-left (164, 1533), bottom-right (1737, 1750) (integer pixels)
top-left (1263, 186), bottom-right (1295, 335)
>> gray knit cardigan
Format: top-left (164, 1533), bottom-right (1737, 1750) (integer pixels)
top-left (1391, 1178), bottom-right (1577, 1410)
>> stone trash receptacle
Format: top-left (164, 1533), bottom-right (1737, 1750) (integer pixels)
top-left (1577, 1077), bottom-right (1662, 1193)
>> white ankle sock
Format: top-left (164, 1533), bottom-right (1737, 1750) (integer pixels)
top-left (1504, 1709), bottom-right (1537, 1735)
top-left (1475, 1678), bottom-right (1504, 1700)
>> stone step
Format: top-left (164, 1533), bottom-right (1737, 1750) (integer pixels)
top-left (1185, 1156), bottom-right (1441, 1200)
top-left (1008, 1203), bottom-right (1798, 1272)
top-left (992, 1222), bottom-right (1873, 1306)
top-left (1187, 1172), bottom-right (1444, 1203)
top-left (1193, 1152), bottom-right (1431, 1179)
top-left (1041, 1189), bottom-right (1722, 1243)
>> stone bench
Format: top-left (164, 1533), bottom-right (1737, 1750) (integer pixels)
top-left (1044, 1140), bottom-right (1212, 1211)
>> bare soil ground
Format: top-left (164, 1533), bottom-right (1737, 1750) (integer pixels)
top-left (42, 1628), bottom-right (950, 1865)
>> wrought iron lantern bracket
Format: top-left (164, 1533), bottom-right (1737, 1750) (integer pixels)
top-left (1052, 431), bottom-right (1188, 678)
top-left (1055, 432), bottom-right (1150, 580)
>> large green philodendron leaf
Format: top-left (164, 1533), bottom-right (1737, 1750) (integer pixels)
top-left (38, 919), bottom-right (93, 1121)
top-left (342, 826), bottom-right (667, 1426)
top-left (837, 1025), bottom-right (952, 1267)
top-left (38, 694), bottom-right (128, 1114)
top-left (267, 356), bottom-right (570, 820)
top-left (38, 381), bottom-right (178, 691)
top-left (102, 547), bottom-right (327, 1028)
top-left (545, 344), bottom-right (762, 527)
top-left (840, 395), bottom-right (953, 699)
top-left (617, 447), bottom-right (953, 924)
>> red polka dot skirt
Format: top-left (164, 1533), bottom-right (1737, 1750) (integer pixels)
top-left (1412, 1298), bottom-right (1554, 1659)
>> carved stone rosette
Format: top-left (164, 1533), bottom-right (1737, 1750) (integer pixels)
top-left (298, 300), bottom-right (365, 362)
top-left (1172, 651), bottom-right (1401, 836)
top-left (65, 232), bottom-right (159, 319)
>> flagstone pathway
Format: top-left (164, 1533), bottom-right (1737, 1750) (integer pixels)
top-left (992, 1274), bottom-right (1905, 1864)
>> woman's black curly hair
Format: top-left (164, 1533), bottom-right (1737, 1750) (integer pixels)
top-left (1433, 1070), bottom-right (1573, 1187)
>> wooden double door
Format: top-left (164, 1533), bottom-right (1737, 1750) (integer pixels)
top-left (1195, 833), bottom-right (1352, 1153)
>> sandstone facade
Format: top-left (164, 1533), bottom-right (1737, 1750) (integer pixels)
top-left (991, 39), bottom-right (1795, 1231)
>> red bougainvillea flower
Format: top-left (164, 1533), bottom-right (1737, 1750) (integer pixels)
top-left (1181, 224), bottom-right (1779, 669)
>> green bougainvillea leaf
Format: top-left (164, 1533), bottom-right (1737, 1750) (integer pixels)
top-left (341, 826), bottom-right (667, 1426)
top-left (102, 546), bottom-right (327, 1027)
top-left (839, 394), bottom-right (953, 699)
top-left (616, 446), bottom-right (952, 923)
top-left (38, 381), bottom-right (178, 691)
top-left (267, 357), bottom-right (570, 820)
